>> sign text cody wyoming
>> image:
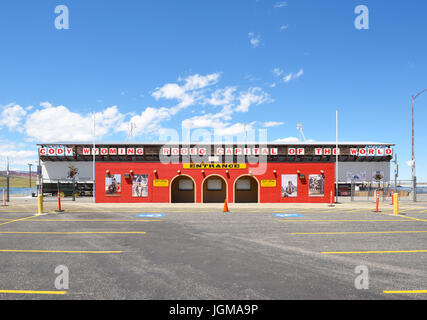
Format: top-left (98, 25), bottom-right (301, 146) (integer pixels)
top-left (39, 146), bottom-right (394, 157)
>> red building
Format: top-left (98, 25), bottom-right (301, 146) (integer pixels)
top-left (38, 142), bottom-right (394, 204)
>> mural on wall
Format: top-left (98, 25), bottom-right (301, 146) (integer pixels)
top-left (132, 174), bottom-right (149, 197)
top-left (105, 174), bottom-right (121, 196)
top-left (281, 175), bottom-right (298, 197)
top-left (309, 174), bottom-right (325, 196)
top-left (67, 165), bottom-right (79, 180)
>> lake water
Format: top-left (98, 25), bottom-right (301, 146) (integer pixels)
top-left (0, 188), bottom-right (36, 196)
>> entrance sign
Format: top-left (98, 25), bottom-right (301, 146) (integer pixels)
top-left (183, 163), bottom-right (247, 169)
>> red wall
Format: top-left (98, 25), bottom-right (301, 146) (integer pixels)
top-left (95, 162), bottom-right (335, 203)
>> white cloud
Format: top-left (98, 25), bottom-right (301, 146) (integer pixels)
top-left (280, 24), bottom-right (289, 31)
top-left (24, 104), bottom-right (125, 142)
top-left (0, 142), bottom-right (38, 168)
top-left (214, 122), bottom-right (256, 136)
top-left (275, 137), bottom-right (301, 143)
top-left (2, 72), bottom-right (275, 146)
top-left (272, 67), bottom-right (284, 77)
top-left (182, 114), bottom-right (226, 130)
top-left (117, 107), bottom-right (171, 137)
top-left (235, 87), bottom-right (272, 113)
top-left (0, 103), bottom-right (27, 132)
top-left (282, 69), bottom-right (304, 83)
top-left (180, 73), bottom-right (221, 91)
top-left (152, 73), bottom-right (221, 114)
top-left (283, 73), bottom-right (293, 83)
top-left (275, 137), bottom-right (316, 143)
top-left (263, 121), bottom-right (284, 128)
top-left (274, 1), bottom-right (288, 8)
top-left (40, 102), bottom-right (53, 109)
top-left (204, 87), bottom-right (236, 108)
top-left (182, 84), bottom-right (272, 136)
top-left (294, 69), bottom-right (304, 78)
top-left (248, 32), bottom-right (261, 48)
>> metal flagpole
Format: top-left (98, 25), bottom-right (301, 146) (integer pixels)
top-left (93, 111), bottom-right (96, 204)
top-left (335, 110), bottom-right (339, 204)
top-left (6, 157), bottom-right (10, 203)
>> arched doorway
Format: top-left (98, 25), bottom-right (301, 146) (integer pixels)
top-left (234, 175), bottom-right (259, 203)
top-left (171, 175), bottom-right (195, 203)
top-left (202, 175), bottom-right (227, 203)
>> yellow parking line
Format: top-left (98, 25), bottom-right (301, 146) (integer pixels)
top-left (380, 213), bottom-right (424, 222)
top-left (0, 290), bottom-right (67, 295)
top-left (293, 230), bottom-right (427, 235)
top-left (322, 249), bottom-right (427, 255)
top-left (0, 215), bottom-right (38, 227)
top-left (383, 290), bottom-right (427, 294)
top-left (0, 249), bottom-right (123, 254)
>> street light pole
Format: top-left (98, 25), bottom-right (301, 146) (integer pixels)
top-left (6, 157), bottom-right (9, 203)
top-left (335, 110), bottom-right (339, 204)
top-left (28, 164), bottom-right (32, 189)
top-left (412, 89), bottom-right (427, 202)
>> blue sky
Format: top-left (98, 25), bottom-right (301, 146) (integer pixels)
top-left (0, 0), bottom-right (426, 180)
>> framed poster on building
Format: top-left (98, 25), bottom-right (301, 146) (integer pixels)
top-left (282, 175), bottom-right (298, 197)
top-left (309, 174), bottom-right (324, 197)
top-left (132, 174), bottom-right (149, 197)
top-left (105, 174), bottom-right (121, 196)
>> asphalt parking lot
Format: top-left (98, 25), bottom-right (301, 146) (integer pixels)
top-left (0, 199), bottom-right (427, 300)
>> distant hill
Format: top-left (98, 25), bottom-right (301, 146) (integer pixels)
top-left (0, 171), bottom-right (37, 178)
top-left (0, 171), bottom-right (37, 188)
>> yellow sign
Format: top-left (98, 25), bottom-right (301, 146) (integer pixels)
top-left (183, 163), bottom-right (247, 170)
top-left (153, 179), bottom-right (169, 187)
top-left (261, 180), bottom-right (277, 187)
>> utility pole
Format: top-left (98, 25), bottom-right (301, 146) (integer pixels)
top-left (412, 89), bottom-right (427, 202)
top-left (28, 164), bottom-right (32, 188)
top-left (393, 153), bottom-right (398, 194)
top-left (335, 110), bottom-right (339, 204)
top-left (6, 157), bottom-right (10, 203)
top-left (37, 147), bottom-right (42, 197)
top-left (93, 110), bottom-right (96, 203)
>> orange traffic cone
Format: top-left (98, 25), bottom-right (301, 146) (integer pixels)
top-left (223, 199), bottom-right (230, 213)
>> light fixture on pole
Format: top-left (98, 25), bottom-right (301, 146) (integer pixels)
top-left (297, 123), bottom-right (306, 142)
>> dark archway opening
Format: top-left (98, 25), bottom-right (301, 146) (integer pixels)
top-left (171, 176), bottom-right (195, 203)
top-left (203, 176), bottom-right (227, 203)
top-left (234, 176), bottom-right (258, 203)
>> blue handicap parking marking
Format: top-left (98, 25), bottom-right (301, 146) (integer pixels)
top-left (136, 213), bottom-right (165, 218)
top-left (274, 213), bottom-right (303, 218)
